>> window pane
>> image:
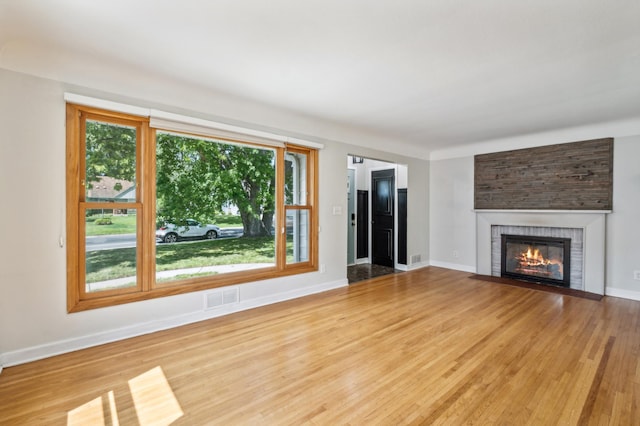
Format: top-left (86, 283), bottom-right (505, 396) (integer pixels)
top-left (286, 209), bottom-right (309, 264)
top-left (85, 209), bottom-right (137, 293)
top-left (155, 132), bottom-right (276, 284)
top-left (85, 120), bottom-right (137, 203)
top-left (285, 152), bottom-right (307, 205)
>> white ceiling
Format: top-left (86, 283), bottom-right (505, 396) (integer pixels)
top-left (1, 0), bottom-right (639, 155)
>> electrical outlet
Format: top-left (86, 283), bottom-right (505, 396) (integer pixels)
top-left (320, 264), bottom-right (326, 273)
top-left (634, 271), bottom-right (640, 281)
top-left (452, 250), bottom-right (459, 259)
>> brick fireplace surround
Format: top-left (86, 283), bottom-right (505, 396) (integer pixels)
top-left (475, 210), bottom-right (608, 295)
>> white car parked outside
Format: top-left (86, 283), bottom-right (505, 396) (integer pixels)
top-left (156, 219), bottom-right (220, 243)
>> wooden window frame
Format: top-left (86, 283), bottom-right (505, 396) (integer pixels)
top-left (282, 147), bottom-right (317, 270)
top-left (66, 103), bottom-right (318, 312)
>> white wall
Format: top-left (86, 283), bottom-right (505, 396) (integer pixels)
top-left (0, 68), bottom-right (430, 366)
top-left (429, 134), bottom-right (640, 298)
top-left (397, 164), bottom-right (408, 189)
top-left (606, 136), bottom-right (640, 298)
top-left (429, 157), bottom-right (476, 272)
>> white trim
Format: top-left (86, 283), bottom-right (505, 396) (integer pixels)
top-left (429, 260), bottom-right (476, 273)
top-left (346, 166), bottom-right (357, 266)
top-left (63, 93), bottom-right (150, 117)
top-left (286, 136), bottom-right (325, 150)
top-left (0, 278), bottom-right (347, 368)
top-left (150, 110), bottom-right (285, 147)
top-left (397, 260), bottom-right (430, 271)
top-left (63, 93), bottom-right (324, 150)
top-left (605, 287), bottom-right (640, 301)
top-left (409, 261), bottom-right (431, 271)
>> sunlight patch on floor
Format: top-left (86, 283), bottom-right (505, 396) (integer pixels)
top-left (128, 366), bottom-right (183, 425)
top-left (67, 366), bottom-right (182, 425)
top-left (67, 396), bottom-right (106, 425)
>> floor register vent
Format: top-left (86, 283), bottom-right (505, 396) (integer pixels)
top-left (205, 288), bottom-right (239, 310)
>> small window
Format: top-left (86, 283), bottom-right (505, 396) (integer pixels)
top-left (284, 148), bottom-right (314, 266)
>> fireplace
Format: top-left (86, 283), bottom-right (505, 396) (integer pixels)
top-left (477, 212), bottom-right (606, 294)
top-left (501, 234), bottom-right (571, 287)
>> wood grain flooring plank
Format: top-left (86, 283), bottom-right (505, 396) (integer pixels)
top-left (578, 336), bottom-right (616, 424)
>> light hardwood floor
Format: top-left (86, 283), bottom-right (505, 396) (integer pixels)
top-left (2, 267), bottom-right (639, 425)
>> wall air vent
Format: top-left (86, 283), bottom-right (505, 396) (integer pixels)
top-left (410, 254), bottom-right (422, 265)
top-left (204, 288), bottom-right (239, 310)
top-left (222, 288), bottom-right (239, 305)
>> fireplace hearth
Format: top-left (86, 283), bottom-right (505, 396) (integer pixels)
top-left (501, 234), bottom-right (571, 287)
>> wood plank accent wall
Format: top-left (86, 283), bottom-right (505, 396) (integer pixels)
top-left (474, 138), bottom-right (613, 210)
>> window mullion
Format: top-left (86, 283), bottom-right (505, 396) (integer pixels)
top-left (276, 147), bottom-right (286, 270)
top-left (141, 124), bottom-right (154, 291)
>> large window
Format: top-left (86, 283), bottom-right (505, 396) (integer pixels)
top-left (66, 104), bottom-right (318, 312)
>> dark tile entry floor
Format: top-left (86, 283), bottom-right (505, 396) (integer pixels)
top-left (347, 263), bottom-right (400, 284)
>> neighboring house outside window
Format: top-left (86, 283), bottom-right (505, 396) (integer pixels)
top-left (86, 176), bottom-right (135, 202)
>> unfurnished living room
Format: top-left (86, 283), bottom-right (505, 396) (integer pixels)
top-left (1, 1), bottom-right (640, 424)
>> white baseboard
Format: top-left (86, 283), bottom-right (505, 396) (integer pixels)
top-left (404, 260), bottom-right (430, 271)
top-left (424, 265), bottom-right (640, 302)
top-left (429, 260), bottom-right (477, 273)
top-left (605, 287), bottom-right (640, 301)
top-left (0, 278), bottom-right (348, 368)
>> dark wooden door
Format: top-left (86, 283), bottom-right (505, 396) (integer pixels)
top-left (398, 188), bottom-right (407, 265)
top-left (371, 169), bottom-right (395, 267)
top-left (356, 190), bottom-right (368, 259)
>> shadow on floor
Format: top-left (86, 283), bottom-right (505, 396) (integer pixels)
top-left (347, 263), bottom-right (400, 284)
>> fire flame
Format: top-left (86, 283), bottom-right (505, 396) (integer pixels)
top-left (521, 247), bottom-right (551, 267)
top-left (512, 244), bottom-right (563, 278)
